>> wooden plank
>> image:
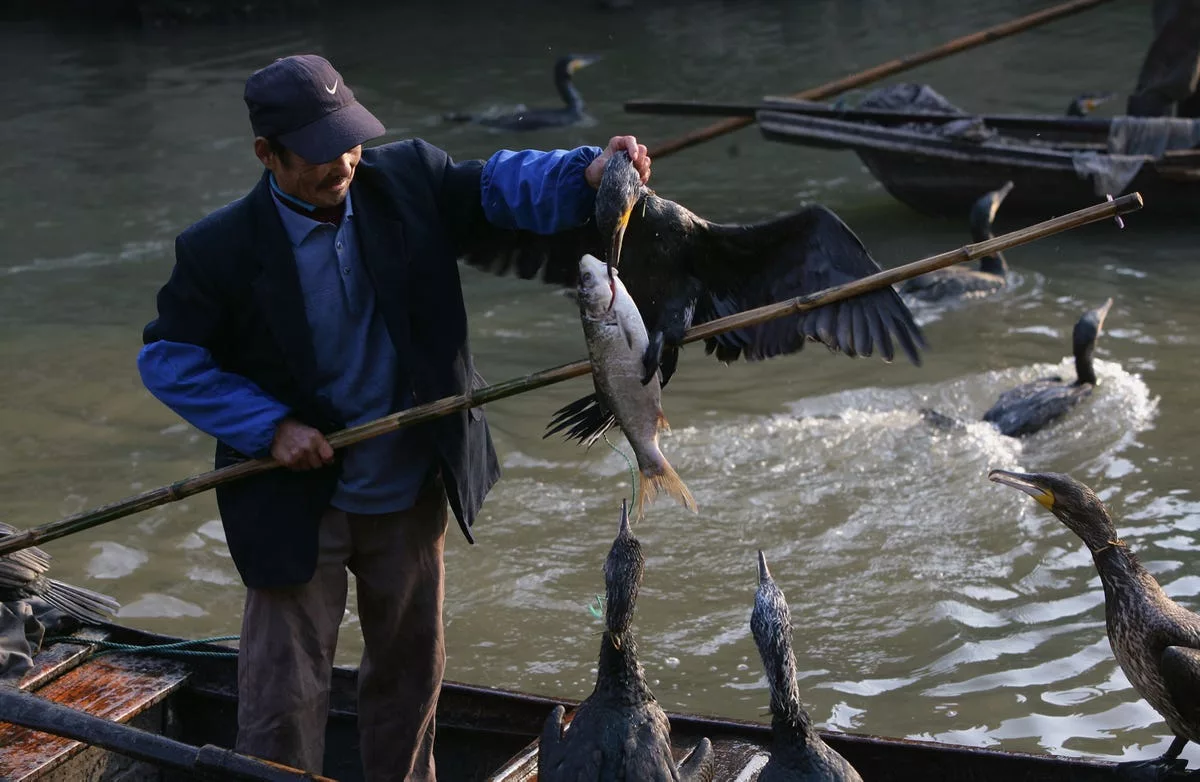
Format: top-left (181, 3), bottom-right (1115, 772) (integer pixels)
top-left (17, 629), bottom-right (108, 692)
top-left (0, 652), bottom-right (190, 780)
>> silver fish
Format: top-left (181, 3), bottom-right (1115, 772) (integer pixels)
top-left (547, 254), bottom-right (696, 520)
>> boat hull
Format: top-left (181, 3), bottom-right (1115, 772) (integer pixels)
top-left (0, 625), bottom-right (1128, 781)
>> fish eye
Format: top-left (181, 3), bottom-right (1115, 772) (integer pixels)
top-left (582, 272), bottom-right (593, 284)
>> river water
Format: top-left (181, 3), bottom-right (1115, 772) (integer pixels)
top-left (4, 0), bottom-right (1199, 767)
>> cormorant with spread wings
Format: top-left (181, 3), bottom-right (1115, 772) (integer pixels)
top-left (463, 151), bottom-right (926, 439)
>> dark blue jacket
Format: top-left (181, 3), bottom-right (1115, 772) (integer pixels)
top-left (142, 139), bottom-right (592, 588)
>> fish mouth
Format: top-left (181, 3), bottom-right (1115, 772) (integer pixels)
top-left (988, 469), bottom-right (1055, 509)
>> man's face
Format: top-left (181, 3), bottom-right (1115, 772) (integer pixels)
top-left (255, 138), bottom-right (362, 208)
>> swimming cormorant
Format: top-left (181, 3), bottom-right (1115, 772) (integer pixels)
top-left (1066, 91), bottom-right (1117, 117)
top-left (901, 181), bottom-right (1013, 302)
top-left (988, 470), bottom-right (1200, 779)
top-left (464, 151), bottom-right (925, 397)
top-left (751, 551), bottom-right (863, 782)
top-left (539, 501), bottom-right (714, 781)
top-left (447, 55), bottom-right (600, 131)
top-left (982, 298), bottom-right (1113, 437)
top-left (0, 523), bottom-right (120, 625)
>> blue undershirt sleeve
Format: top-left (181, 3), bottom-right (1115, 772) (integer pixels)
top-left (138, 340), bottom-right (291, 459)
top-left (479, 146), bottom-right (603, 233)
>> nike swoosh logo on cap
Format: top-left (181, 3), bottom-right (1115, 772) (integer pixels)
top-left (325, 80), bottom-right (338, 95)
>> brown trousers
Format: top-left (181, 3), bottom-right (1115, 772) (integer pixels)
top-left (235, 479), bottom-right (449, 781)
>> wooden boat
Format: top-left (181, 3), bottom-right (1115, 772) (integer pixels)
top-left (0, 622), bottom-right (1134, 781)
top-left (754, 103), bottom-right (1200, 221)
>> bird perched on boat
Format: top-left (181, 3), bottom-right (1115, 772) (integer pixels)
top-left (1066, 91), bottom-right (1117, 117)
top-left (464, 150), bottom-right (926, 391)
top-left (988, 470), bottom-right (1200, 779)
top-left (751, 551), bottom-right (863, 782)
top-left (901, 181), bottom-right (1014, 302)
top-left (539, 501), bottom-right (714, 782)
top-left (445, 55), bottom-right (601, 131)
top-left (0, 524), bottom-right (120, 625)
top-left (982, 298), bottom-right (1113, 437)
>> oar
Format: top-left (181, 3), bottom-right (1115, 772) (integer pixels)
top-left (647, 0), bottom-right (1121, 159)
top-left (627, 98), bottom-right (1112, 136)
top-left (0, 686), bottom-right (333, 781)
top-left (0, 192), bottom-right (1143, 558)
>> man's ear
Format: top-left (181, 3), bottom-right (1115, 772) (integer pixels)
top-left (253, 137), bottom-right (274, 169)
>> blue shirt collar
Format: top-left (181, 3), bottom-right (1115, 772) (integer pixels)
top-left (268, 173), bottom-right (355, 247)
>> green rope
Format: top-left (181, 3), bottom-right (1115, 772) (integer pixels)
top-left (602, 433), bottom-right (637, 510)
top-left (45, 635), bottom-right (240, 659)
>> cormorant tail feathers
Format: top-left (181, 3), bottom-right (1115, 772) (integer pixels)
top-left (919, 407), bottom-right (968, 432)
top-left (543, 393), bottom-right (616, 447)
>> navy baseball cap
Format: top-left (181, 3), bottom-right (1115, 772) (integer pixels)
top-left (244, 54), bottom-right (385, 164)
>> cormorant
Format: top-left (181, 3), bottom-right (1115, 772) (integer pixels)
top-left (539, 501), bottom-right (714, 782)
top-left (0, 523), bottom-right (120, 625)
top-left (901, 181), bottom-right (1014, 302)
top-left (751, 551), bottom-right (863, 782)
top-left (464, 151), bottom-right (925, 397)
top-left (982, 298), bottom-right (1113, 437)
top-left (1066, 91), bottom-right (1117, 117)
top-left (989, 470), bottom-right (1200, 779)
top-left (446, 55), bottom-right (600, 131)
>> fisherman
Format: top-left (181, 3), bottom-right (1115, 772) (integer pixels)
top-left (1127, 0), bottom-right (1200, 117)
top-left (136, 54), bottom-right (650, 781)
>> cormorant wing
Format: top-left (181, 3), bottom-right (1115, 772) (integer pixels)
top-left (678, 737), bottom-right (716, 782)
top-left (694, 205), bottom-right (925, 366)
top-left (459, 224), bottom-right (601, 288)
top-left (538, 705), bottom-right (569, 776)
top-left (1160, 645), bottom-right (1200, 727)
top-left (626, 711), bottom-right (682, 782)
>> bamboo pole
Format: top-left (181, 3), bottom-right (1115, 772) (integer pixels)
top-left (0, 192), bottom-right (1143, 558)
top-left (647, 0), bottom-right (1121, 160)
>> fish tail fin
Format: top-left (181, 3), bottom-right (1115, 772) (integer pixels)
top-left (636, 458), bottom-right (697, 520)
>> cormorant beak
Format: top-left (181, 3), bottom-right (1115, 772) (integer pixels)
top-left (757, 550), bottom-right (772, 583)
top-left (606, 200), bottom-right (635, 310)
top-left (987, 181), bottom-right (1014, 221)
top-left (988, 469), bottom-right (1055, 509)
top-left (619, 498), bottom-right (631, 534)
top-left (568, 55), bottom-right (601, 74)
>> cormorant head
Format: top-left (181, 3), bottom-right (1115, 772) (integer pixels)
top-left (595, 149), bottom-right (647, 300)
top-left (1072, 297), bottom-right (1113, 385)
top-left (969, 180), bottom-right (1013, 242)
top-left (750, 551), bottom-right (805, 726)
top-left (1065, 91), bottom-right (1116, 117)
top-left (555, 54), bottom-right (601, 80)
top-left (988, 470), bottom-right (1120, 552)
top-left (603, 499), bottom-right (644, 639)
